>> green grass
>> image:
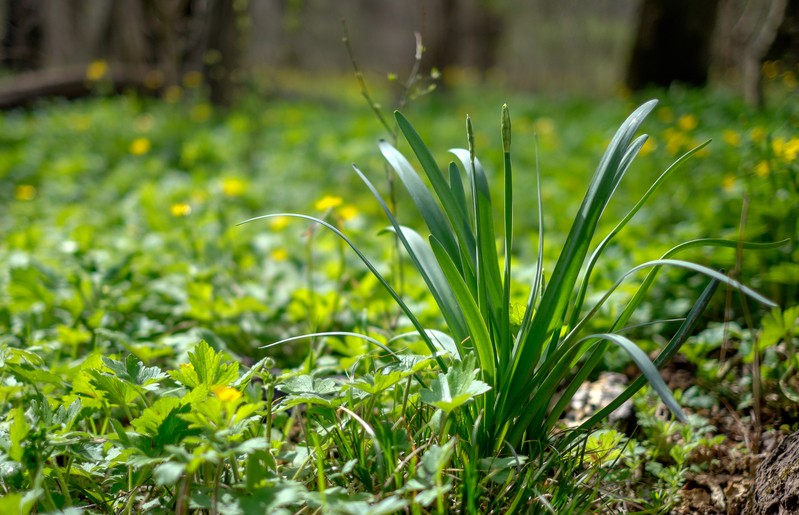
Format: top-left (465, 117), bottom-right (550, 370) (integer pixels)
top-left (0, 82), bottom-right (797, 513)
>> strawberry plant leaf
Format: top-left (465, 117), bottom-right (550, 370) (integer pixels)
top-left (420, 354), bottom-right (491, 413)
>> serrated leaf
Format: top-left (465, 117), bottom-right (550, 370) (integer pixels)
top-left (102, 355), bottom-right (167, 387)
top-left (153, 461), bottom-right (185, 486)
top-left (759, 306), bottom-right (799, 351)
top-left (87, 371), bottom-right (139, 406)
top-left (420, 354), bottom-right (491, 413)
top-left (131, 396), bottom-right (181, 435)
top-left (52, 398), bottom-right (82, 432)
top-left (168, 340), bottom-right (238, 389)
top-left (6, 364), bottom-right (64, 386)
top-left (278, 375), bottom-right (339, 396)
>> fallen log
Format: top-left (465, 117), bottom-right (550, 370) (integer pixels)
top-left (0, 64), bottom-right (163, 109)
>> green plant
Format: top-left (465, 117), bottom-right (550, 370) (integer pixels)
top-left (246, 100), bottom-right (778, 461)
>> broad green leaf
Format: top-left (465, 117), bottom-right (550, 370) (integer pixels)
top-left (6, 364), bottom-right (64, 386)
top-left (759, 306), bottom-right (799, 352)
top-left (0, 491), bottom-right (35, 515)
top-left (131, 396), bottom-right (181, 435)
top-left (103, 355), bottom-right (167, 388)
top-left (87, 371), bottom-right (139, 406)
top-left (168, 340), bottom-right (238, 389)
top-left (420, 354), bottom-right (491, 413)
top-left (8, 407), bottom-right (28, 462)
top-left (153, 461), bottom-right (185, 486)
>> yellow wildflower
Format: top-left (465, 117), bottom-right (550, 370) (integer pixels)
top-left (164, 85), bottom-right (183, 103)
top-left (144, 69), bottom-right (165, 90)
top-left (639, 137), bottom-right (657, 156)
top-left (212, 385), bottom-right (242, 403)
top-left (773, 137), bottom-right (799, 161)
top-left (270, 216), bottom-right (290, 231)
top-left (657, 107), bottom-right (674, 123)
top-left (171, 203), bottom-right (192, 217)
top-left (762, 61), bottom-right (779, 80)
top-left (191, 103), bottom-right (212, 122)
top-left (722, 130), bottom-right (741, 147)
top-left (750, 127), bottom-right (766, 145)
top-left (129, 137), bottom-right (151, 156)
top-left (315, 195), bottom-right (343, 211)
top-left (677, 114), bottom-right (698, 132)
top-left (339, 205), bottom-right (359, 221)
top-left (783, 71), bottom-right (798, 89)
top-left (271, 248), bottom-right (289, 261)
top-left (722, 175), bottom-right (736, 192)
top-left (85, 60), bottom-right (108, 81)
top-left (15, 184), bottom-right (36, 201)
top-left (663, 128), bottom-right (687, 155)
top-left (183, 70), bottom-right (204, 88)
top-left (754, 161), bottom-right (770, 178)
top-left (222, 178), bottom-right (247, 197)
top-left (534, 118), bottom-right (555, 136)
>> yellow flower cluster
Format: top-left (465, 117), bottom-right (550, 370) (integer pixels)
top-left (314, 195), bottom-right (343, 210)
top-left (313, 195), bottom-right (360, 221)
top-left (222, 178), bottom-right (247, 197)
top-left (754, 161), bottom-right (770, 178)
top-left (15, 184), bottom-right (36, 201)
top-left (722, 130), bottom-right (741, 147)
top-left (129, 137), bottom-right (151, 156)
top-left (85, 60), bottom-right (108, 81)
top-left (171, 203), bottom-right (192, 217)
top-left (212, 385), bottom-right (242, 403)
top-left (677, 114), bottom-right (698, 132)
top-left (270, 216), bottom-right (290, 231)
top-left (772, 137), bottom-right (799, 162)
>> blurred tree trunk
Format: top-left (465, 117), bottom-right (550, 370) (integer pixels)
top-left (626, 0), bottom-right (721, 89)
top-left (1, 0), bottom-right (43, 70)
top-left (714, 0), bottom-right (789, 106)
top-left (204, 0), bottom-right (245, 106)
top-left (423, 0), bottom-right (502, 80)
top-left (0, 0), bottom-right (249, 106)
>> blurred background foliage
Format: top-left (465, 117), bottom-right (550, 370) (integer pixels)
top-left (0, 0), bottom-right (797, 106)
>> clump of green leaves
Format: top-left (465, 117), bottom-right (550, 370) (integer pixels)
top-left (248, 101), bottom-right (775, 451)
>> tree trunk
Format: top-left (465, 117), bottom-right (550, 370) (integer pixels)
top-left (204, 0), bottom-right (246, 107)
top-left (1, 0), bottom-right (43, 70)
top-left (626, 0), bottom-right (721, 90)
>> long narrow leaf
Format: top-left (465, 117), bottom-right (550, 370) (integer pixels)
top-left (573, 278), bottom-right (720, 436)
top-left (430, 236), bottom-right (496, 386)
top-left (352, 166), bottom-right (471, 346)
top-left (570, 141), bottom-right (712, 328)
top-left (451, 148), bottom-right (505, 329)
top-left (395, 112), bottom-right (477, 268)
top-left (379, 140), bottom-right (461, 268)
top-left (506, 100), bottom-right (659, 415)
